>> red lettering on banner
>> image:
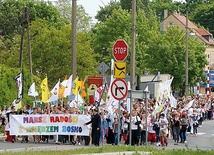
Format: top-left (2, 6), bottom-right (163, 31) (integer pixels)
top-left (50, 116), bottom-right (54, 122)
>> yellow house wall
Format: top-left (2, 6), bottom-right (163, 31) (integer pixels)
top-left (162, 15), bottom-right (186, 32)
top-left (205, 45), bottom-right (214, 70)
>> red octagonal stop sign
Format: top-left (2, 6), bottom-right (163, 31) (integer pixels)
top-left (113, 40), bottom-right (128, 61)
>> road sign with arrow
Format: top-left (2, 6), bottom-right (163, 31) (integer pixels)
top-left (110, 78), bottom-right (128, 100)
top-left (114, 62), bottom-right (126, 79)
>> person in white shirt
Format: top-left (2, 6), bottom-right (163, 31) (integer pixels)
top-left (159, 113), bottom-right (168, 147)
top-left (188, 107), bottom-right (194, 134)
top-left (130, 109), bottom-right (141, 145)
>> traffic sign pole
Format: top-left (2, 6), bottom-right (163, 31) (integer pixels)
top-left (112, 40), bottom-right (128, 145)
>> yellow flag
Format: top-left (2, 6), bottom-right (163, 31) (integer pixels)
top-left (58, 76), bottom-right (67, 99)
top-left (78, 80), bottom-right (86, 98)
top-left (15, 101), bottom-right (22, 110)
top-left (40, 77), bottom-right (49, 103)
top-left (72, 76), bottom-right (79, 95)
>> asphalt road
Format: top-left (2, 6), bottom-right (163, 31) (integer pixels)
top-left (0, 120), bottom-right (213, 153)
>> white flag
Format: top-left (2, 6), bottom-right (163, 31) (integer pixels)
top-left (183, 99), bottom-right (194, 111)
top-left (47, 80), bottom-right (60, 102)
top-left (64, 75), bottom-right (73, 97)
top-left (106, 59), bottom-right (118, 105)
top-left (144, 86), bottom-right (149, 92)
top-left (170, 94), bottom-right (177, 108)
top-left (75, 93), bottom-right (84, 105)
top-left (28, 82), bottom-right (38, 97)
top-left (61, 80), bottom-right (68, 87)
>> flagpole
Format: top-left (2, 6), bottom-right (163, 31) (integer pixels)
top-left (33, 96), bottom-right (36, 107)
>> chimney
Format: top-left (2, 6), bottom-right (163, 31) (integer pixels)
top-left (164, 9), bottom-right (168, 19)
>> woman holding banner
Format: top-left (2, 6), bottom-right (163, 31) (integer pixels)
top-left (6, 106), bottom-right (18, 143)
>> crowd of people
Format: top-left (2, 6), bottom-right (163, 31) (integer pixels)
top-left (0, 95), bottom-right (214, 147)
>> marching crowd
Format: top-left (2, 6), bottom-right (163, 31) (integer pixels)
top-left (0, 95), bottom-right (214, 147)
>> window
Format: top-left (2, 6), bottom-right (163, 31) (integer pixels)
top-left (168, 22), bottom-right (173, 27)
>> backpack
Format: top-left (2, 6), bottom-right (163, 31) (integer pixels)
top-left (153, 123), bottom-right (158, 131)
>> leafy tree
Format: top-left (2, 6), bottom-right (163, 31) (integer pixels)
top-left (29, 19), bottom-right (97, 86)
top-left (0, 18), bottom-right (98, 87)
top-left (120, 0), bottom-right (132, 11)
top-left (0, 65), bottom-right (33, 108)
top-left (120, 0), bottom-right (151, 16)
top-left (144, 27), bottom-right (207, 93)
top-left (91, 7), bottom-right (132, 72)
top-left (95, 1), bottom-right (120, 22)
top-left (55, 0), bottom-right (93, 31)
top-left (0, 0), bottom-right (66, 39)
top-left (150, 0), bottom-right (178, 22)
top-left (91, 7), bottom-right (160, 75)
top-left (190, 3), bottom-right (214, 35)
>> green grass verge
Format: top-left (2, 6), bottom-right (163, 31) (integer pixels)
top-left (0, 145), bottom-right (213, 155)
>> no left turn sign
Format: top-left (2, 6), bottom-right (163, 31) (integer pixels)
top-left (110, 79), bottom-right (128, 100)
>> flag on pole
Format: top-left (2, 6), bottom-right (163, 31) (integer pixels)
top-left (28, 82), bottom-right (38, 97)
top-left (64, 75), bottom-right (72, 97)
top-left (78, 80), bottom-right (86, 98)
top-left (14, 71), bottom-right (24, 103)
top-left (183, 99), bottom-right (194, 111)
top-left (72, 76), bottom-right (79, 95)
top-left (58, 76), bottom-right (67, 99)
top-left (170, 94), bottom-right (177, 108)
top-left (155, 77), bottom-right (174, 108)
top-left (94, 85), bottom-right (105, 102)
top-left (75, 93), bottom-right (84, 105)
top-left (47, 79), bottom-right (60, 102)
top-left (144, 86), bottom-right (148, 92)
top-left (15, 101), bottom-right (22, 110)
top-left (106, 59), bottom-right (118, 110)
top-left (40, 77), bottom-right (49, 103)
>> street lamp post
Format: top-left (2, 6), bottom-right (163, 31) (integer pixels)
top-left (185, 8), bottom-right (189, 97)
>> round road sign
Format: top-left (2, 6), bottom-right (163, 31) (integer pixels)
top-left (110, 78), bottom-right (128, 100)
top-left (113, 40), bottom-right (128, 62)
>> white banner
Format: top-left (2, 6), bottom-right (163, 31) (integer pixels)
top-left (10, 114), bottom-right (90, 136)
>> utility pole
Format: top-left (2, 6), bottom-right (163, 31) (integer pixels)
top-left (26, 7), bottom-right (33, 83)
top-left (19, 7), bottom-right (33, 83)
top-left (19, 8), bottom-right (26, 68)
top-left (130, 0), bottom-right (136, 90)
top-left (129, 0), bottom-right (136, 146)
top-left (71, 0), bottom-right (77, 78)
top-left (185, 7), bottom-right (189, 97)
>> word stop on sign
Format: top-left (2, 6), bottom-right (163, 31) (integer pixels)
top-left (114, 47), bottom-right (127, 54)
